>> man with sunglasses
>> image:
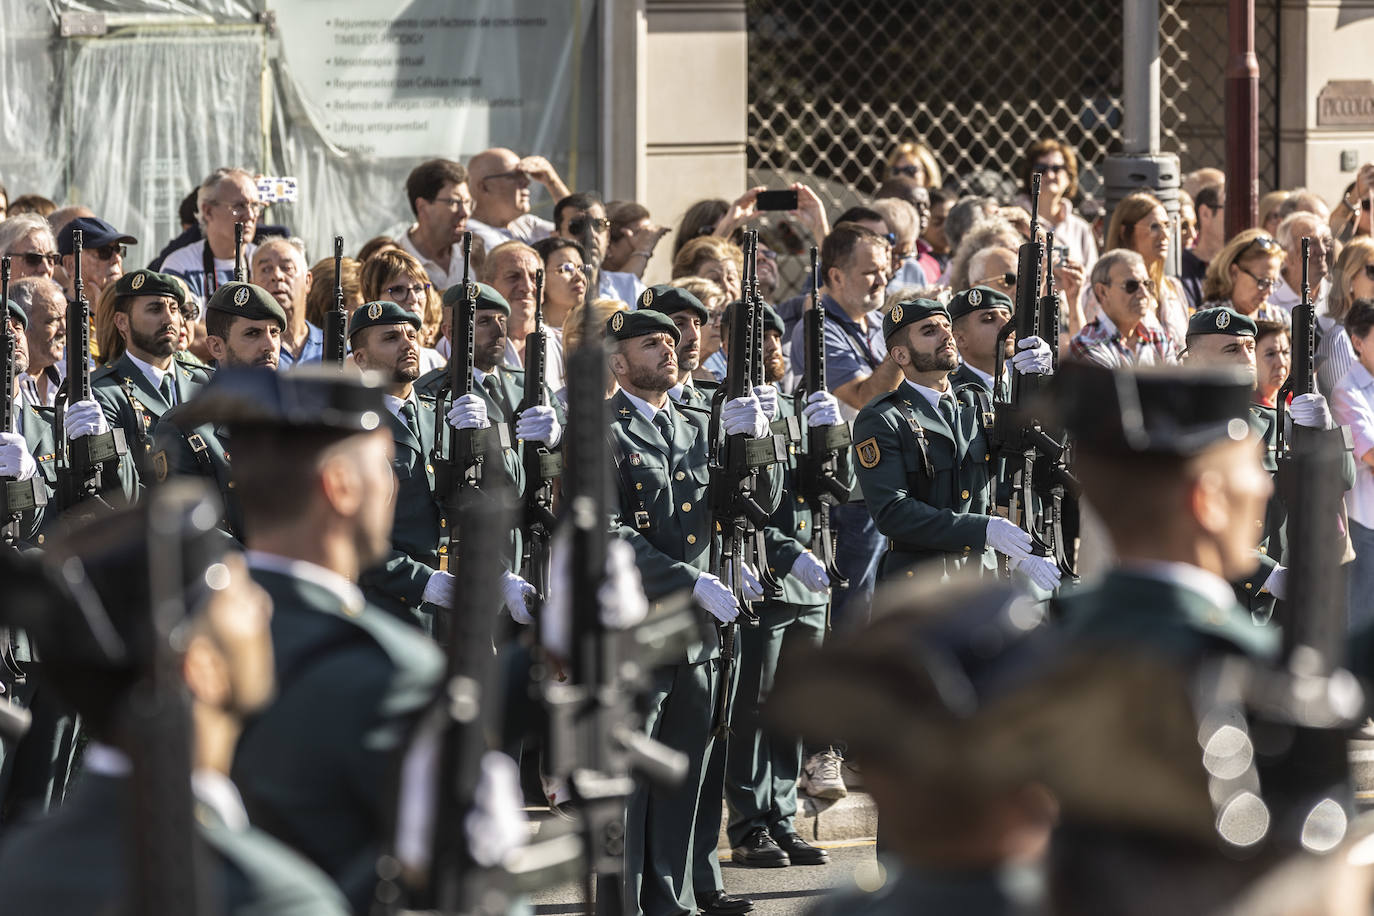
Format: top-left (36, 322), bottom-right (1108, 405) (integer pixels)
top-left (466, 147), bottom-right (570, 253)
top-left (0, 214), bottom-right (59, 282)
top-left (162, 167), bottom-right (262, 308)
top-left (55, 216), bottom-right (136, 305)
top-left (554, 191), bottom-right (646, 305)
top-left (1069, 249), bottom-right (1177, 368)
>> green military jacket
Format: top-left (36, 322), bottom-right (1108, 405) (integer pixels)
top-left (151, 408), bottom-right (240, 541)
top-left (231, 563), bottom-right (443, 912)
top-left (760, 386), bottom-right (854, 608)
top-left (0, 770), bottom-right (350, 916)
top-left (11, 401), bottom-right (59, 548)
top-left (91, 352), bottom-right (212, 499)
top-left (851, 380), bottom-right (996, 580)
top-left (1057, 569), bottom-right (1279, 662)
top-left (607, 389), bottom-right (782, 665)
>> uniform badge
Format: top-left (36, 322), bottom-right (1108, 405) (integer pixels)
top-left (968, 288), bottom-right (983, 307)
top-left (856, 436), bottom-right (881, 469)
top-left (640, 289), bottom-right (654, 309)
top-left (233, 286), bottom-right (250, 307)
top-left (131, 273), bottom-right (146, 290)
top-left (611, 312), bottom-right (625, 332)
top-left (153, 450), bottom-right (168, 482)
top-left (1216, 310), bottom-right (1231, 329)
top-left (629, 452), bottom-right (642, 466)
top-left (890, 303), bottom-right (903, 324)
top-left (368, 302), bottom-right (383, 320)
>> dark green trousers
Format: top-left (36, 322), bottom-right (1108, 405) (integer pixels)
top-left (692, 642), bottom-right (741, 894)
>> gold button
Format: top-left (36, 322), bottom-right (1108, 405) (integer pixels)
top-left (906, 570), bottom-right (914, 578)
top-left (37, 534), bottom-right (44, 545)
top-left (682, 501), bottom-right (692, 512)
top-left (797, 496), bottom-right (805, 503)
top-left (675, 471), bottom-right (686, 481)
top-left (1244, 583), bottom-right (1252, 590)
top-left (961, 489), bottom-right (970, 499)
top-left (798, 520), bottom-right (807, 530)
top-left (985, 453), bottom-right (990, 461)
top-left (227, 481), bottom-right (235, 489)
top-left (687, 534), bottom-right (697, 545)
top-left (1258, 545), bottom-right (1266, 555)
top-left (440, 518), bottom-right (446, 528)
top-left (439, 545), bottom-right (447, 554)
top-left (427, 464), bottom-right (434, 474)
top-left (636, 482), bottom-right (644, 490)
top-left (963, 546), bottom-right (971, 552)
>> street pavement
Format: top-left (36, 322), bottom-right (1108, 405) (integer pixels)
top-left (531, 840), bottom-right (878, 916)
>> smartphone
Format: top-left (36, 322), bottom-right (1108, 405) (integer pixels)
top-left (256, 176), bottom-right (299, 204)
top-left (1054, 244), bottom-right (1070, 267)
top-left (756, 189), bottom-right (799, 211)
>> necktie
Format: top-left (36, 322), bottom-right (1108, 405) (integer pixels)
top-left (158, 371), bottom-right (175, 406)
top-left (400, 399), bottom-right (420, 441)
top-left (483, 375), bottom-right (504, 419)
top-left (653, 410), bottom-right (673, 447)
top-left (939, 396), bottom-right (962, 449)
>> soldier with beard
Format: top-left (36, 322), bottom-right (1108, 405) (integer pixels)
top-left (851, 299), bottom-right (1060, 588)
top-left (150, 282), bottom-right (287, 540)
top-left (93, 269), bottom-right (211, 497)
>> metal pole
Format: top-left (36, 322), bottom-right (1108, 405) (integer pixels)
top-left (1225, 0), bottom-right (1259, 237)
top-left (1122, 0), bottom-right (1160, 155)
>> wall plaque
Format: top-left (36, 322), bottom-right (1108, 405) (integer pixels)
top-left (1318, 81), bottom-right (1374, 128)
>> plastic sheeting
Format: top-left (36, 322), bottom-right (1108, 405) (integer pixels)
top-left (0, 0), bottom-right (599, 267)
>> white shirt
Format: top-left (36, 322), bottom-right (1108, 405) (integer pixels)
top-left (1332, 361), bottom-right (1374, 527)
top-left (382, 392), bottom-right (420, 425)
top-left (243, 550), bottom-right (366, 616)
top-left (1119, 559), bottom-right (1238, 611)
top-left (599, 270), bottom-right (645, 305)
top-left (394, 227), bottom-right (467, 292)
top-left (620, 388), bottom-right (672, 425)
top-left (161, 239), bottom-right (257, 306)
top-left (1270, 274), bottom-right (1331, 318)
top-left (125, 351), bottom-right (176, 403)
top-left (960, 362), bottom-right (1001, 390)
top-left (467, 214), bottom-right (553, 253)
top-left (904, 378), bottom-right (955, 412)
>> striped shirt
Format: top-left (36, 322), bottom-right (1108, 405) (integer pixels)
top-left (1068, 312), bottom-right (1177, 368)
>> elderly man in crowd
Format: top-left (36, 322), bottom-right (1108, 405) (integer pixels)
top-left (466, 148), bottom-right (571, 252)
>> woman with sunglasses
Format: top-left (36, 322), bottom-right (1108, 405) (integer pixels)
top-left (1106, 191), bottom-right (1189, 351)
top-left (882, 140), bottom-right (942, 189)
top-left (1316, 237), bottom-right (1374, 396)
top-left (531, 236), bottom-right (589, 335)
top-left (1199, 229), bottom-right (1289, 327)
top-left (1018, 139), bottom-right (1097, 271)
top-left (360, 248), bottom-right (445, 373)
top-left (0, 213), bottom-right (59, 281)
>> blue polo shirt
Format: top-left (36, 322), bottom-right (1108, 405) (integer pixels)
top-left (277, 321), bottom-right (325, 370)
top-left (787, 294), bottom-right (886, 406)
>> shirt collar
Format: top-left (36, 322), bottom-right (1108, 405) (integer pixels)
top-left (472, 366), bottom-right (495, 387)
top-left (382, 392), bottom-right (414, 421)
top-left (1118, 560), bottom-right (1237, 611)
top-left (904, 378), bottom-right (952, 410)
top-left (961, 361), bottom-right (999, 389)
top-left (192, 768), bottom-right (250, 832)
top-left (1349, 360), bottom-right (1374, 392)
top-left (243, 550), bottom-right (366, 616)
top-left (84, 741), bottom-right (132, 776)
top-left (125, 351), bottom-right (170, 389)
top-left (667, 378), bottom-right (695, 403)
top-left (620, 388), bottom-right (671, 424)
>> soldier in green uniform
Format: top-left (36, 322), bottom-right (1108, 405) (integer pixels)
top-left (947, 285), bottom-right (1015, 399)
top-left (91, 268), bottom-right (212, 498)
top-left (1053, 361), bottom-right (1280, 661)
top-left (720, 302), bottom-right (848, 872)
top-left (169, 367), bottom-right (444, 911)
top-left (605, 308), bottom-right (777, 916)
top-left (151, 281), bottom-right (287, 541)
top-left (0, 483), bottom-right (350, 915)
top-left (850, 298), bottom-right (1059, 590)
top-left (641, 284), bottom-right (718, 410)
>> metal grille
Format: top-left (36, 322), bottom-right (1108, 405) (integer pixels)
top-left (747, 0), bottom-right (1280, 297)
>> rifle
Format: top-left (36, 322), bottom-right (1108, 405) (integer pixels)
top-left (793, 246), bottom-right (851, 621)
top-left (55, 230), bottom-right (127, 510)
top-left (1275, 237), bottom-right (1315, 462)
top-left (233, 222), bottom-right (246, 282)
top-left (706, 230), bottom-right (785, 734)
top-left (1, 258), bottom-right (48, 547)
top-left (515, 268), bottom-right (559, 608)
top-left (323, 236), bottom-right (348, 365)
top-left (990, 176), bottom-right (1077, 579)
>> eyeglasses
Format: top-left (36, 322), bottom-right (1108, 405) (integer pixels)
top-left (483, 171), bottom-right (531, 188)
top-left (16, 251), bottom-right (59, 268)
top-left (975, 272), bottom-right (1017, 291)
top-left (569, 216), bottom-right (611, 235)
top-left (1033, 162), bottom-right (1068, 175)
top-left (892, 164), bottom-right (921, 179)
top-left (1238, 267), bottom-right (1277, 293)
top-left (553, 262), bottom-right (584, 279)
top-left (1243, 235), bottom-right (1282, 256)
top-left (1114, 277), bottom-right (1156, 295)
top-left (384, 282), bottom-right (431, 300)
top-left (212, 199), bottom-right (264, 219)
top-left (181, 302), bottom-right (201, 322)
top-left (430, 196), bottom-right (471, 212)
top-left (93, 243), bottom-right (126, 261)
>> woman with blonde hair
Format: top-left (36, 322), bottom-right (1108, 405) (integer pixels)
top-left (1317, 236), bottom-right (1374, 395)
top-left (359, 248), bottom-right (444, 371)
top-left (1199, 228), bottom-right (1288, 324)
top-left (672, 235), bottom-right (744, 303)
top-left (1106, 191), bottom-right (1188, 350)
top-left (884, 140), bottom-right (942, 189)
top-left (558, 297), bottom-right (627, 403)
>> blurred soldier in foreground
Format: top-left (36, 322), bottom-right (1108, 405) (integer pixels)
top-left (0, 483), bottom-right (349, 914)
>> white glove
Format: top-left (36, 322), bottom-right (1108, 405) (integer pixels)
top-left (63, 399), bottom-right (109, 440)
top-left (1010, 336), bottom-right (1054, 376)
top-left (693, 572), bottom-right (740, 623)
top-left (515, 404), bottom-right (562, 447)
top-left (542, 536), bottom-right (649, 658)
top-left (721, 395), bottom-right (771, 439)
top-left (985, 517), bottom-right (1033, 563)
top-left (421, 570), bottom-right (456, 608)
top-left (1290, 393), bottom-right (1331, 430)
top-left (801, 390), bottom-right (843, 428)
top-left (1263, 564), bottom-right (1288, 601)
top-left (501, 570), bottom-right (536, 624)
top-left (741, 563), bottom-right (765, 603)
top-left (752, 384), bottom-right (780, 420)
top-left (464, 751), bottom-right (529, 868)
top-left (1013, 554), bottom-right (1062, 592)
top-left (446, 393), bottom-right (489, 430)
top-left (0, 433), bottom-right (37, 481)
top-left (790, 550), bottom-right (831, 593)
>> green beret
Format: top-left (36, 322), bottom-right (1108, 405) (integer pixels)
top-left (347, 300), bottom-right (423, 341)
top-left (606, 308), bottom-right (680, 344)
top-left (1187, 307), bottom-right (1256, 339)
top-left (719, 300), bottom-right (784, 336)
top-left (206, 282), bottom-right (287, 330)
top-left (112, 269), bottom-right (185, 306)
top-left (442, 281), bottom-right (510, 316)
top-left (948, 286), bottom-right (1013, 322)
top-left (638, 285), bottom-right (708, 323)
top-left (883, 298), bottom-right (949, 341)
top-left (6, 299), bottom-right (26, 330)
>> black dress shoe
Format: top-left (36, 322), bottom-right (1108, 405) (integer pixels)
top-left (730, 826), bottom-right (790, 868)
top-left (771, 831), bottom-right (829, 865)
top-left (697, 889), bottom-right (754, 915)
